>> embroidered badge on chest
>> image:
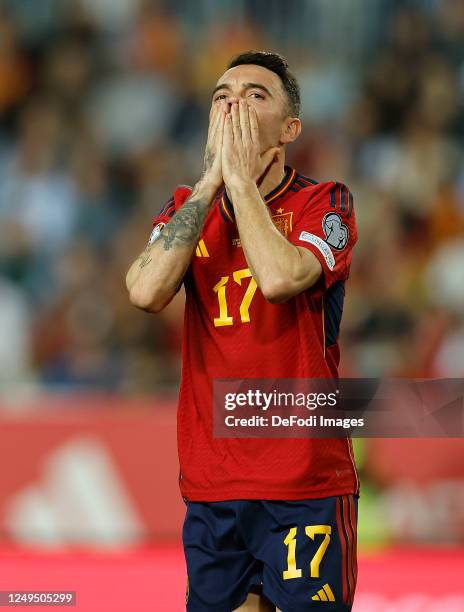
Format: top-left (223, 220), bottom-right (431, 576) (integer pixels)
top-left (272, 209), bottom-right (293, 237)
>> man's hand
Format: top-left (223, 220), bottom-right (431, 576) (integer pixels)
top-left (222, 101), bottom-right (280, 190)
top-left (126, 105), bottom-right (226, 312)
top-left (201, 102), bottom-right (226, 190)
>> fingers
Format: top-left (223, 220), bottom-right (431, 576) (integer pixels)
top-left (208, 102), bottom-right (220, 131)
top-left (249, 105), bottom-right (260, 144)
top-left (239, 100), bottom-right (252, 145)
top-left (207, 102), bottom-right (224, 144)
top-left (208, 102), bottom-right (216, 123)
top-left (217, 107), bottom-right (226, 148)
top-left (224, 111), bottom-right (233, 147)
top-left (230, 102), bottom-right (241, 144)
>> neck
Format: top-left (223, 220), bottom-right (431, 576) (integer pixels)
top-left (224, 157), bottom-right (287, 203)
top-left (257, 156), bottom-right (286, 198)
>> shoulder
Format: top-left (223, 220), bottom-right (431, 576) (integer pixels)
top-left (173, 184), bottom-right (193, 207)
top-left (151, 184), bottom-right (193, 226)
top-left (298, 180), bottom-right (355, 219)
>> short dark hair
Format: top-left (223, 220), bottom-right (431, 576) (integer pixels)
top-left (227, 50), bottom-right (300, 118)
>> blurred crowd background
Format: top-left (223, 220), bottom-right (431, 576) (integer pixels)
top-left (0, 0), bottom-right (464, 558)
top-left (0, 0), bottom-right (463, 394)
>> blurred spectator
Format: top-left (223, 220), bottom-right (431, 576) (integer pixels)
top-left (0, 276), bottom-right (32, 387)
top-left (41, 37), bottom-right (94, 111)
top-left (0, 7), bottom-right (30, 115)
top-left (130, 0), bottom-right (184, 80)
top-left (87, 70), bottom-right (177, 158)
top-left (78, 0), bottom-right (139, 33)
top-left (0, 0), bottom-right (462, 394)
top-left (0, 97), bottom-right (78, 301)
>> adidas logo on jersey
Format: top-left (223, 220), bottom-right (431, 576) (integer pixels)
top-left (195, 240), bottom-right (209, 257)
top-left (311, 583), bottom-right (335, 602)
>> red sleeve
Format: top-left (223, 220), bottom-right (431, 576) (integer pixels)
top-left (288, 181), bottom-right (357, 291)
top-left (147, 185), bottom-right (193, 245)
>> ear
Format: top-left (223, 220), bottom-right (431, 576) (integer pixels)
top-left (280, 117), bottom-right (302, 145)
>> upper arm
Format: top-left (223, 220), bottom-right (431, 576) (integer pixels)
top-left (294, 245), bottom-right (323, 289)
top-left (128, 186), bottom-right (193, 310)
top-left (149, 185), bottom-right (192, 244)
top-left (149, 185), bottom-right (194, 289)
top-left (288, 181), bottom-right (357, 296)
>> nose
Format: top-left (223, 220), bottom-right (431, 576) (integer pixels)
top-left (226, 95), bottom-right (239, 111)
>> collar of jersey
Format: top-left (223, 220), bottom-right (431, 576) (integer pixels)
top-left (219, 165), bottom-right (297, 223)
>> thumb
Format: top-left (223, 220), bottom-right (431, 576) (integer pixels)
top-left (261, 146), bottom-right (281, 169)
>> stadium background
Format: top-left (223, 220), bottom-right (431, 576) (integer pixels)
top-left (0, 0), bottom-right (463, 610)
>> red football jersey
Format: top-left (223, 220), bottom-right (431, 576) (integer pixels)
top-left (151, 166), bottom-right (359, 501)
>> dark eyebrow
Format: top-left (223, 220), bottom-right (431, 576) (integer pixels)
top-left (243, 83), bottom-right (273, 96)
top-left (212, 82), bottom-right (273, 98)
top-left (212, 83), bottom-right (231, 97)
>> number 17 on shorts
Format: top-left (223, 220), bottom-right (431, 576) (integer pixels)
top-left (275, 496), bottom-right (357, 609)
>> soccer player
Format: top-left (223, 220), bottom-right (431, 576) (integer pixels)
top-left (126, 51), bottom-right (359, 612)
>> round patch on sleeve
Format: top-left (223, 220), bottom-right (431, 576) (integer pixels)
top-left (322, 213), bottom-right (349, 250)
top-left (148, 222), bottom-right (166, 245)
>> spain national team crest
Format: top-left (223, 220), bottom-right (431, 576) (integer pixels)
top-left (272, 209), bottom-right (293, 237)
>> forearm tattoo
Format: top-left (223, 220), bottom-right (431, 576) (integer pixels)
top-left (136, 192), bottom-right (209, 268)
top-left (203, 148), bottom-right (214, 174)
top-left (136, 248), bottom-right (153, 268)
top-left (160, 195), bottom-right (209, 251)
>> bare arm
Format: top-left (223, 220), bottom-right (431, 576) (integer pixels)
top-left (126, 103), bottom-right (226, 313)
top-left (126, 178), bottom-right (217, 312)
top-left (229, 180), bottom-right (322, 303)
top-left (222, 101), bottom-right (321, 303)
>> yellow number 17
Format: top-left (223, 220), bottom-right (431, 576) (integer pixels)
top-left (283, 525), bottom-right (332, 580)
top-left (213, 268), bottom-right (257, 327)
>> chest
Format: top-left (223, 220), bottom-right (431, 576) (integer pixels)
top-left (186, 201), bottom-right (300, 327)
top-left (192, 202), bottom-right (297, 276)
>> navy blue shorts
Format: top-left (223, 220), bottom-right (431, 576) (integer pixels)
top-left (183, 495), bottom-right (358, 611)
